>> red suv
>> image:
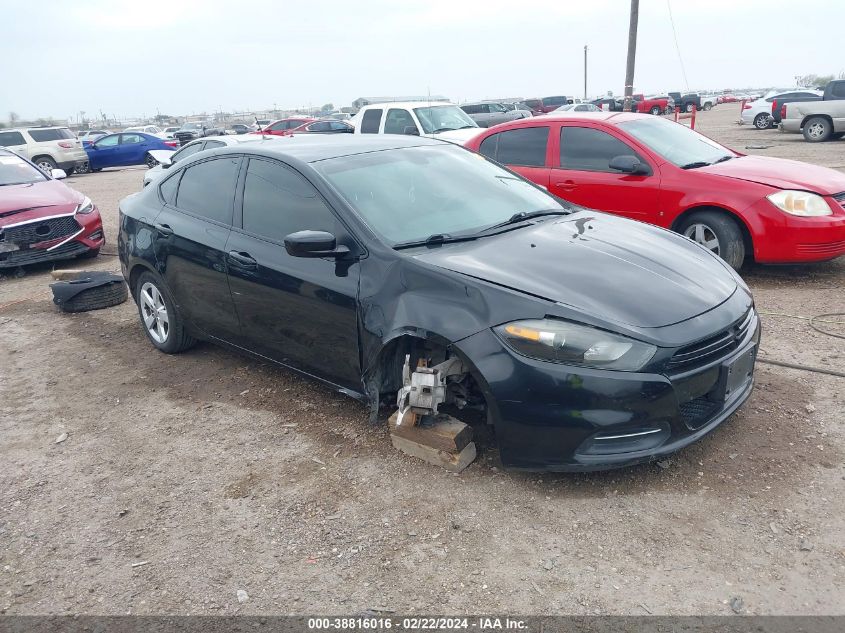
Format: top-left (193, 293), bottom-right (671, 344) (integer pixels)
top-left (0, 149), bottom-right (104, 269)
top-left (253, 117), bottom-right (315, 136)
top-left (465, 113), bottom-right (845, 268)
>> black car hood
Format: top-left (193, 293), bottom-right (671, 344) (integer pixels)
top-left (413, 212), bottom-right (737, 329)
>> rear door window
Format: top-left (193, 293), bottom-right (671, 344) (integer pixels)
top-left (120, 133), bottom-right (143, 145)
top-left (479, 127), bottom-right (548, 167)
top-left (172, 141), bottom-right (204, 162)
top-left (175, 156), bottom-right (240, 225)
top-left (27, 128), bottom-right (75, 142)
top-left (560, 126), bottom-right (644, 172)
top-left (360, 109), bottom-right (383, 134)
top-left (0, 131), bottom-right (26, 146)
top-left (830, 82), bottom-right (845, 99)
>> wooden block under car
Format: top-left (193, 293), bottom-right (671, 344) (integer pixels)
top-left (50, 269), bottom-right (85, 280)
top-left (388, 412), bottom-right (477, 473)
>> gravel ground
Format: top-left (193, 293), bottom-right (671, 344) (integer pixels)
top-left (1, 105), bottom-right (844, 616)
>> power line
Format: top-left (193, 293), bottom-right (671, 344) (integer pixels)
top-left (666, 0), bottom-right (689, 92)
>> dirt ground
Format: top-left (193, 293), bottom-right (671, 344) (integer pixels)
top-left (1, 105), bottom-right (844, 616)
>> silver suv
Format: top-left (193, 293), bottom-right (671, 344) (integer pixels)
top-left (0, 126), bottom-right (88, 175)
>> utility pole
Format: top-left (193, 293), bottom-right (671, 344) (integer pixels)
top-left (584, 45), bottom-right (588, 100)
top-left (623, 0), bottom-right (640, 112)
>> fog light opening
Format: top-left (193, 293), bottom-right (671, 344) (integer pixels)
top-left (577, 424), bottom-right (670, 456)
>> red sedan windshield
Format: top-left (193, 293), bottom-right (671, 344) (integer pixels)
top-left (619, 117), bottom-right (734, 167)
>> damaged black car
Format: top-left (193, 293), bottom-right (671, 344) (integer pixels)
top-left (117, 136), bottom-right (759, 471)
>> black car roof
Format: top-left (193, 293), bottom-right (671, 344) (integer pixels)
top-left (222, 134), bottom-right (449, 164)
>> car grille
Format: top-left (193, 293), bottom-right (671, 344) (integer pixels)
top-left (0, 240), bottom-right (89, 268)
top-left (1, 215), bottom-right (81, 246)
top-left (795, 240), bottom-right (845, 256)
top-left (678, 396), bottom-right (722, 430)
top-left (667, 309), bottom-right (755, 373)
top-left (174, 132), bottom-right (198, 146)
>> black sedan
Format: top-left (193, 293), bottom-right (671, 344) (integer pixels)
top-left (117, 136), bottom-right (759, 471)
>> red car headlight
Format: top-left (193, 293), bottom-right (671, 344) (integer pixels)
top-left (76, 196), bottom-right (95, 214)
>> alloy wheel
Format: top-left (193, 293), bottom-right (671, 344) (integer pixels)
top-left (806, 122), bottom-right (825, 139)
top-left (683, 223), bottom-right (721, 255)
top-left (37, 160), bottom-right (53, 172)
top-left (754, 114), bottom-right (770, 129)
top-left (140, 281), bottom-right (169, 344)
top-left (145, 154), bottom-right (157, 168)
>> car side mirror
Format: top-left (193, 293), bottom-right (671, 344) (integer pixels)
top-left (403, 126), bottom-right (420, 136)
top-left (609, 155), bottom-right (649, 175)
top-left (284, 230), bottom-right (350, 258)
top-left (51, 169), bottom-right (67, 179)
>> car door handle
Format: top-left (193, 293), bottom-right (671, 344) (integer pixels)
top-left (155, 223), bottom-right (174, 236)
top-left (227, 251), bottom-right (257, 268)
top-left (555, 180), bottom-right (577, 190)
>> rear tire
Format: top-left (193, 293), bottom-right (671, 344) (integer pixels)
top-left (803, 116), bottom-right (832, 142)
top-left (677, 211), bottom-right (746, 271)
top-left (703, 102), bottom-right (713, 111)
top-left (34, 156), bottom-right (57, 173)
top-left (145, 153), bottom-right (158, 168)
top-left (650, 106), bottom-right (661, 115)
top-left (134, 271), bottom-right (196, 354)
top-left (685, 103), bottom-right (694, 113)
top-left (753, 113), bottom-right (772, 130)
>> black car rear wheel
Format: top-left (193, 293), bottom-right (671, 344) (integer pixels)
top-left (135, 271), bottom-right (196, 354)
top-left (678, 211), bottom-right (745, 270)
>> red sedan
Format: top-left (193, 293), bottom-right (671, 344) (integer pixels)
top-left (0, 149), bottom-right (104, 269)
top-left (253, 117), bottom-right (315, 136)
top-left (465, 113), bottom-right (845, 268)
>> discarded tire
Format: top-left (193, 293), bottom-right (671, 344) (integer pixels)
top-left (50, 271), bottom-right (128, 313)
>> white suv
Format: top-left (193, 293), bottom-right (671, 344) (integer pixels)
top-left (0, 126), bottom-right (89, 175)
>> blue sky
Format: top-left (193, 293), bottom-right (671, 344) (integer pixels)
top-left (2, 0), bottom-right (843, 121)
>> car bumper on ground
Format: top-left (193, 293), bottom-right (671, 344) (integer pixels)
top-left (458, 307), bottom-right (760, 471)
top-left (0, 208), bottom-right (105, 269)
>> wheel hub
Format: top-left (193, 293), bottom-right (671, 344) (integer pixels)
top-left (140, 281), bottom-right (169, 344)
top-left (683, 223), bottom-right (721, 255)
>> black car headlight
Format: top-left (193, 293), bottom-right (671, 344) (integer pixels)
top-left (494, 319), bottom-right (656, 371)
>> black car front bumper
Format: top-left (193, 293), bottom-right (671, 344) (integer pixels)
top-left (458, 308), bottom-right (760, 472)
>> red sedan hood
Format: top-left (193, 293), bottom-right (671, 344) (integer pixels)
top-left (699, 155), bottom-right (845, 195)
top-left (0, 179), bottom-right (81, 225)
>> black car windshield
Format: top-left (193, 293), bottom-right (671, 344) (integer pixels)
top-left (619, 117), bottom-right (734, 167)
top-left (314, 145), bottom-right (565, 246)
top-left (413, 106), bottom-right (478, 134)
top-left (0, 153), bottom-right (48, 185)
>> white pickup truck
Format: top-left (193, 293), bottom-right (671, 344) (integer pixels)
top-left (350, 102), bottom-right (482, 144)
top-left (779, 80), bottom-right (845, 142)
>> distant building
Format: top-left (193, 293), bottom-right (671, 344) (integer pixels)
top-left (351, 95), bottom-right (449, 109)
